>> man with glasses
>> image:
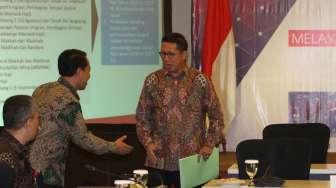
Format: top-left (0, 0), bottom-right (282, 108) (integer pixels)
top-left (0, 95), bottom-right (40, 187)
top-left (136, 33), bottom-right (224, 187)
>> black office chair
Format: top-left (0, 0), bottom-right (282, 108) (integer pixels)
top-left (266, 138), bottom-right (312, 180)
top-left (235, 139), bottom-right (270, 179)
top-left (236, 138), bottom-right (312, 180)
top-left (263, 123), bottom-right (330, 163)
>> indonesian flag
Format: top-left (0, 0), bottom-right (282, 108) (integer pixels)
top-left (202, 0), bottom-right (236, 132)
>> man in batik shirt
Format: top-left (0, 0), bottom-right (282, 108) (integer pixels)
top-left (29, 49), bottom-right (133, 187)
top-left (136, 33), bottom-right (224, 187)
top-left (0, 95), bottom-right (40, 188)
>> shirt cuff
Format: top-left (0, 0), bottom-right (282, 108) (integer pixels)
top-left (109, 141), bottom-right (117, 152)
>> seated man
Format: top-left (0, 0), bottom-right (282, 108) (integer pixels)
top-left (0, 95), bottom-right (40, 187)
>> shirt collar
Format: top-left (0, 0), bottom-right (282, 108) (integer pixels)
top-left (58, 77), bottom-right (80, 100)
top-left (163, 66), bottom-right (190, 80)
top-left (0, 129), bottom-right (27, 159)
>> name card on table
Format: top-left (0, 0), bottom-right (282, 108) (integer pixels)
top-left (330, 175), bottom-right (336, 188)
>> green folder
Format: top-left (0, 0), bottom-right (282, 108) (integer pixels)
top-left (179, 148), bottom-right (219, 188)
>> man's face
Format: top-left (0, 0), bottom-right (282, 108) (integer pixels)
top-left (77, 63), bottom-right (91, 90)
top-left (159, 42), bottom-right (187, 76)
top-left (26, 109), bottom-right (41, 141)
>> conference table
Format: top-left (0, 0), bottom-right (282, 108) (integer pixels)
top-left (203, 179), bottom-right (330, 188)
top-left (78, 180), bottom-right (330, 188)
top-left (228, 163), bottom-right (336, 180)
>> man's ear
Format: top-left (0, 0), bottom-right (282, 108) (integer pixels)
top-left (24, 118), bottom-right (31, 130)
top-left (75, 68), bottom-right (82, 76)
top-left (182, 51), bottom-right (188, 61)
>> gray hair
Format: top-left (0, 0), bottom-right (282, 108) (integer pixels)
top-left (3, 95), bottom-right (35, 130)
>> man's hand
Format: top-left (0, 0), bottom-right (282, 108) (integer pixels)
top-left (198, 146), bottom-right (213, 161)
top-left (146, 142), bottom-right (161, 164)
top-left (113, 135), bottom-right (133, 155)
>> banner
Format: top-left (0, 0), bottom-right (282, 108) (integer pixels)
top-left (193, 0), bottom-right (336, 151)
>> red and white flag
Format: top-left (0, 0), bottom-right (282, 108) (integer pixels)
top-left (202, 0), bottom-right (236, 132)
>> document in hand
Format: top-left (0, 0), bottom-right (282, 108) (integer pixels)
top-left (179, 148), bottom-right (219, 188)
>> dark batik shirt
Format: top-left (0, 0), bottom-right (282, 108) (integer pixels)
top-left (29, 77), bottom-right (116, 186)
top-left (0, 129), bottom-right (34, 188)
top-left (136, 67), bottom-right (224, 171)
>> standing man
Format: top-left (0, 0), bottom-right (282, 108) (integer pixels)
top-left (136, 33), bottom-right (224, 187)
top-left (0, 95), bottom-right (40, 187)
top-left (29, 49), bottom-right (133, 187)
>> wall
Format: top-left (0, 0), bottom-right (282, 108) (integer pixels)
top-left (172, 0), bottom-right (192, 64)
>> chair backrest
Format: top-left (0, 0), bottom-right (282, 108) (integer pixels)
top-left (266, 138), bottom-right (312, 180)
top-left (235, 139), bottom-right (270, 179)
top-left (263, 123), bottom-right (330, 163)
top-left (236, 138), bottom-right (312, 180)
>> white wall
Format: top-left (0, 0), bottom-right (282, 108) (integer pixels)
top-left (172, 0), bottom-right (192, 64)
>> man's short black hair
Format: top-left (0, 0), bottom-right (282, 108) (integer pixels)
top-left (161, 32), bottom-right (188, 52)
top-left (3, 95), bottom-right (34, 130)
top-left (58, 49), bottom-right (88, 77)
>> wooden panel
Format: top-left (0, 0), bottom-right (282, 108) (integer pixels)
top-left (64, 124), bottom-right (146, 188)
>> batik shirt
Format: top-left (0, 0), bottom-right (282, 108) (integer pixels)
top-left (0, 129), bottom-right (34, 188)
top-left (136, 67), bottom-right (224, 171)
top-left (29, 78), bottom-right (116, 186)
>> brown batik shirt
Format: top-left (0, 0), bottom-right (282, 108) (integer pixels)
top-left (0, 129), bottom-right (34, 188)
top-left (136, 67), bottom-right (224, 171)
top-left (29, 77), bottom-right (116, 186)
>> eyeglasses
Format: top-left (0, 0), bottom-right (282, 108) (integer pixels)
top-left (158, 51), bottom-right (177, 59)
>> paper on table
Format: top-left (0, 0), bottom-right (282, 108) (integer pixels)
top-left (179, 148), bottom-right (219, 188)
top-left (202, 178), bottom-right (245, 188)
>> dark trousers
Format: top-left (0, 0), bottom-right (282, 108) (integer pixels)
top-left (35, 174), bottom-right (63, 188)
top-left (147, 167), bottom-right (180, 188)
